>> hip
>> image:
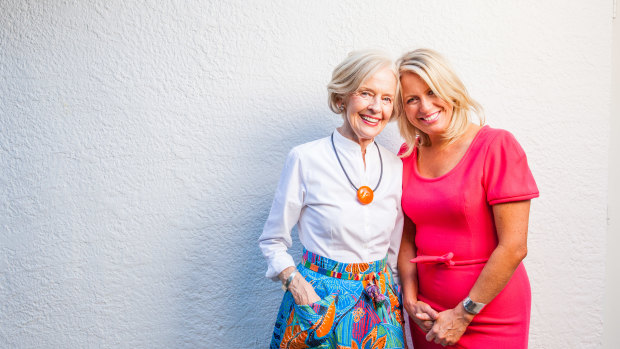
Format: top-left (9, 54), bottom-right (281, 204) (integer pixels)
top-left (418, 262), bottom-right (530, 319)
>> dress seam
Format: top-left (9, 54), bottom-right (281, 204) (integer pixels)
top-left (481, 129), bottom-right (503, 194)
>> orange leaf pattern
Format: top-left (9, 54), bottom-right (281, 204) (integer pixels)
top-left (345, 262), bottom-right (370, 274)
top-left (269, 250), bottom-right (407, 348)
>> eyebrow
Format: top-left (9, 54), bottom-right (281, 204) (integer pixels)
top-left (402, 87), bottom-right (431, 99)
top-left (358, 86), bottom-right (395, 97)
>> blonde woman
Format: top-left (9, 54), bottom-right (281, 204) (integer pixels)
top-left (259, 50), bottom-right (407, 348)
top-left (396, 49), bottom-right (538, 348)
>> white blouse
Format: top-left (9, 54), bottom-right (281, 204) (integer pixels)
top-left (258, 129), bottom-right (404, 282)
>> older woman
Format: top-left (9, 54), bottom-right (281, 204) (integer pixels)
top-left (396, 49), bottom-right (539, 348)
top-left (259, 50), bottom-right (406, 348)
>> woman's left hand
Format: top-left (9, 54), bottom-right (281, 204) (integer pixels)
top-left (425, 303), bottom-right (474, 346)
top-left (406, 300), bottom-right (438, 332)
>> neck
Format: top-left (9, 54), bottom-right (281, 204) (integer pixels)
top-left (427, 123), bottom-right (479, 151)
top-left (428, 134), bottom-right (449, 149)
top-left (336, 126), bottom-right (373, 155)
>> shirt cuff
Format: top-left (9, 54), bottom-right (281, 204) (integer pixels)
top-left (265, 253), bottom-right (296, 281)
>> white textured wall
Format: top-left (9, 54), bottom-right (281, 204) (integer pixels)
top-left (0, 1), bottom-right (613, 348)
top-left (604, 10), bottom-right (620, 349)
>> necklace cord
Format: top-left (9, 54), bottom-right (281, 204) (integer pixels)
top-left (331, 132), bottom-right (383, 192)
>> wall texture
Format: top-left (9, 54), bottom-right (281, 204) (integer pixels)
top-left (604, 8), bottom-right (620, 349)
top-left (0, 1), bottom-right (614, 348)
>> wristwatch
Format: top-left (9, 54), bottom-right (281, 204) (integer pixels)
top-left (462, 296), bottom-right (485, 315)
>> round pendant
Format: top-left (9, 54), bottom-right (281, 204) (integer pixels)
top-left (357, 186), bottom-right (374, 205)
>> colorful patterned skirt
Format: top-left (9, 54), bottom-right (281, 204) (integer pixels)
top-left (270, 249), bottom-right (407, 349)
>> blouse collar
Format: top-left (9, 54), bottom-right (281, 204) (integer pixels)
top-left (333, 128), bottom-right (376, 156)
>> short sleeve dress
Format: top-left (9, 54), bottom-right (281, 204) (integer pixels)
top-left (400, 126), bottom-right (539, 349)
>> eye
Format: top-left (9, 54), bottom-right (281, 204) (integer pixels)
top-left (428, 90), bottom-right (435, 96)
top-left (359, 91), bottom-right (373, 98)
top-left (382, 96), bottom-right (393, 104)
top-left (406, 96), bottom-right (419, 104)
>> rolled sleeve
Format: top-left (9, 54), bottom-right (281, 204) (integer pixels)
top-left (258, 148), bottom-right (305, 281)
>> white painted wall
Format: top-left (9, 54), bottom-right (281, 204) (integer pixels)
top-left (604, 6), bottom-right (620, 349)
top-left (0, 1), bottom-right (613, 348)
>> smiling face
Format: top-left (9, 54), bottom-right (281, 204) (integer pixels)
top-left (339, 67), bottom-right (397, 147)
top-left (400, 72), bottom-right (454, 141)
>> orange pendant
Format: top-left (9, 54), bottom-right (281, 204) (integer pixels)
top-left (357, 186), bottom-right (374, 205)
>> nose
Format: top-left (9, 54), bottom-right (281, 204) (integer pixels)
top-left (418, 97), bottom-right (432, 114)
top-left (367, 95), bottom-right (381, 112)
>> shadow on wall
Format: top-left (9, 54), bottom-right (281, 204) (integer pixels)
top-left (173, 107), bottom-right (338, 348)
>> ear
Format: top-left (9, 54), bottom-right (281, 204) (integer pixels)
top-left (337, 97), bottom-right (346, 111)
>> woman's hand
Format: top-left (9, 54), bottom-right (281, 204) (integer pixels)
top-left (425, 303), bottom-right (474, 346)
top-left (404, 298), bottom-right (438, 332)
top-left (288, 273), bottom-right (321, 305)
top-left (279, 267), bottom-right (321, 305)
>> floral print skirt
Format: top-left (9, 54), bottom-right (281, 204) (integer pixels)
top-left (270, 249), bottom-right (407, 349)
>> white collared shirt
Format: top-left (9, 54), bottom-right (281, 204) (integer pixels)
top-left (258, 129), bottom-right (404, 282)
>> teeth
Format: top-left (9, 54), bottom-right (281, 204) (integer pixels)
top-left (361, 115), bottom-right (379, 123)
top-left (423, 112), bottom-right (439, 122)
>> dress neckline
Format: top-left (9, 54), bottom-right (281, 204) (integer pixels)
top-left (413, 125), bottom-right (488, 182)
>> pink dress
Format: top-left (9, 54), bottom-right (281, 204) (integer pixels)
top-left (400, 126), bottom-right (539, 349)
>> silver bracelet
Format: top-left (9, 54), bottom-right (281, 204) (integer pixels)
top-left (281, 270), bottom-right (298, 291)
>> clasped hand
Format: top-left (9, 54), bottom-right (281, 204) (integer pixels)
top-left (407, 300), bottom-right (474, 347)
top-left (425, 305), bottom-right (475, 347)
top-left (404, 299), bottom-right (438, 332)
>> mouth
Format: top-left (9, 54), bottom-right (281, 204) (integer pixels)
top-left (361, 114), bottom-right (381, 126)
top-left (420, 111), bottom-right (440, 123)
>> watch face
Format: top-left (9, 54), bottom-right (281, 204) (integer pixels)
top-left (463, 297), bottom-right (484, 314)
top-left (464, 299), bottom-right (474, 312)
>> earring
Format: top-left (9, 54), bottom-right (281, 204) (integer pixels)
top-left (338, 104), bottom-right (344, 111)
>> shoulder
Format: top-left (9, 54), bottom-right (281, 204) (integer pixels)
top-left (376, 142), bottom-right (403, 170)
top-left (286, 136), bottom-right (332, 166)
top-left (479, 126), bottom-right (518, 143)
top-left (478, 126), bottom-right (528, 164)
top-left (398, 143), bottom-right (409, 156)
top-left (477, 126), bottom-right (522, 152)
top-left (290, 136), bottom-right (330, 155)
top-left (396, 142), bottom-right (417, 166)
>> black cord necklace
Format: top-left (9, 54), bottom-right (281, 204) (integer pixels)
top-left (331, 132), bottom-right (383, 205)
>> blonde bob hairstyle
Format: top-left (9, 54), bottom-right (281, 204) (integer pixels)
top-left (327, 49), bottom-right (398, 119)
top-left (396, 48), bottom-right (484, 157)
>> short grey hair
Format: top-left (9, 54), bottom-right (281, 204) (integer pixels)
top-left (327, 49), bottom-right (397, 118)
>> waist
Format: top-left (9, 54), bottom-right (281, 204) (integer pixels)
top-left (410, 252), bottom-right (488, 267)
top-left (301, 248), bottom-right (387, 280)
